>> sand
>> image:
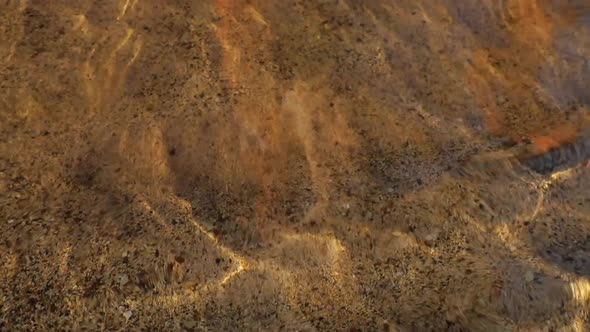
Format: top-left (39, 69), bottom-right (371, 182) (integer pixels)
top-left (1, 1), bottom-right (590, 331)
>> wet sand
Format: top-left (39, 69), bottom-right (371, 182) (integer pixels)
top-left (1, 1), bottom-right (590, 331)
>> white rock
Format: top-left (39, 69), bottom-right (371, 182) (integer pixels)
top-left (123, 310), bottom-right (132, 320)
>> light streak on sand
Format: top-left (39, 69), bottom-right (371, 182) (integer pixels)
top-left (141, 198), bottom-right (248, 288)
top-left (550, 166), bottom-right (580, 182)
top-left (165, 195), bottom-right (250, 287)
top-left (569, 278), bottom-right (590, 332)
top-left (570, 278), bottom-right (590, 304)
top-left (128, 37), bottom-right (143, 67)
top-left (117, 0), bottom-right (138, 21)
top-left (188, 217), bottom-right (248, 287)
top-left (220, 262), bottom-right (245, 285)
top-left (109, 28), bottom-right (135, 66)
top-left (528, 164), bottom-right (587, 222)
top-left (278, 232), bottom-right (350, 286)
top-left (83, 26), bottom-right (142, 114)
top-left (245, 5), bottom-right (268, 26)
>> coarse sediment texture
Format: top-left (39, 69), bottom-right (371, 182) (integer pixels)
top-left (1, 1), bottom-right (590, 331)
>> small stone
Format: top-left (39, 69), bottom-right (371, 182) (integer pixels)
top-left (119, 274), bottom-right (129, 287)
top-left (123, 310), bottom-right (132, 320)
top-left (424, 232), bottom-right (438, 246)
top-left (524, 271), bottom-right (534, 282)
top-left (7, 219), bottom-right (14, 224)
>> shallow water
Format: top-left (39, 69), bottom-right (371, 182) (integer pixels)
top-left (1, 1), bottom-right (590, 330)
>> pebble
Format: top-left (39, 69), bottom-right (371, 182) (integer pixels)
top-left (424, 231), bottom-right (439, 246)
top-left (119, 274), bottom-right (129, 287)
top-left (524, 271), bottom-right (534, 283)
top-left (123, 310), bottom-right (132, 320)
top-left (7, 219), bottom-right (15, 224)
